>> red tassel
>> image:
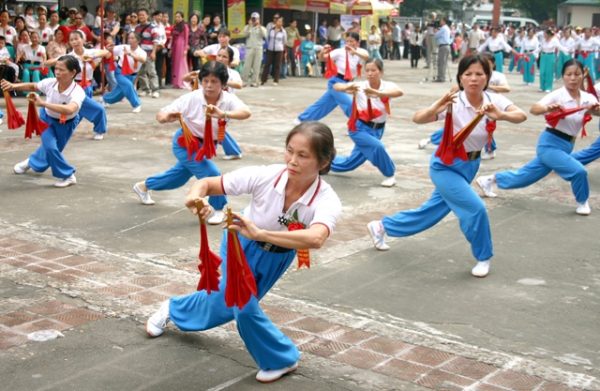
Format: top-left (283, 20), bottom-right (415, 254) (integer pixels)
top-left (195, 200), bottom-right (221, 293)
top-left (224, 208), bottom-right (257, 309)
top-left (485, 119), bottom-right (496, 150)
top-left (3, 90), bottom-right (25, 129)
top-left (381, 96), bottom-right (391, 115)
top-left (347, 93), bottom-right (359, 132)
top-left (584, 69), bottom-right (598, 99)
top-left (79, 61), bottom-right (91, 89)
top-left (121, 53), bottom-right (134, 75)
top-left (196, 111), bottom-right (217, 160)
top-left (343, 50), bottom-right (353, 81)
top-left (25, 98), bottom-right (48, 139)
top-left (177, 114), bottom-right (200, 160)
top-left (217, 118), bottom-right (226, 143)
top-left (357, 63), bottom-right (362, 78)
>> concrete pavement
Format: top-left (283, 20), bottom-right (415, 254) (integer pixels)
top-left (1, 58), bottom-right (599, 390)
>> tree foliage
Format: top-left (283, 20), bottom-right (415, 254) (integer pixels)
top-left (503, 0), bottom-right (563, 23)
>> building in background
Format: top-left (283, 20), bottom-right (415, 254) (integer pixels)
top-left (557, 0), bottom-right (600, 27)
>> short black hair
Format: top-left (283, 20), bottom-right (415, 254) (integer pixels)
top-left (58, 55), bottom-right (82, 76)
top-left (199, 61), bottom-right (229, 86)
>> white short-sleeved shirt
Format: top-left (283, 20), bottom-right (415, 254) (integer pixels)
top-left (203, 44), bottom-right (240, 64)
top-left (354, 80), bottom-right (398, 123)
top-left (539, 87), bottom-right (598, 136)
top-left (0, 26), bottom-right (17, 45)
top-left (226, 67), bottom-right (242, 93)
top-left (222, 164), bottom-right (342, 235)
top-left (329, 47), bottom-right (368, 79)
top-left (22, 44), bottom-right (45, 62)
top-left (539, 37), bottom-right (564, 54)
top-left (160, 88), bottom-right (248, 139)
top-left (520, 36), bottom-right (539, 54)
top-left (69, 48), bottom-right (103, 81)
top-left (559, 37), bottom-right (576, 55)
top-left (0, 47), bottom-right (18, 74)
top-left (489, 70), bottom-right (507, 87)
top-left (478, 35), bottom-right (512, 53)
top-left (36, 26), bottom-right (54, 44)
top-left (112, 44), bottom-right (147, 73)
top-left (438, 91), bottom-right (514, 152)
top-left (36, 78), bottom-right (86, 120)
top-left (577, 37), bottom-right (595, 52)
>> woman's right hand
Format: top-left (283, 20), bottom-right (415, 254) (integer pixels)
top-left (546, 103), bottom-right (562, 113)
top-left (435, 89), bottom-right (457, 111)
top-left (1, 79), bottom-right (13, 91)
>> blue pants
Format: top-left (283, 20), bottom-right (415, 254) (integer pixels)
top-left (522, 54), bottom-right (535, 84)
top-left (103, 70), bottom-right (140, 109)
top-left (496, 130), bottom-right (588, 203)
top-left (331, 121), bottom-right (395, 177)
top-left (220, 131), bottom-right (242, 156)
top-left (80, 86), bottom-right (108, 135)
top-left (508, 48), bottom-right (520, 72)
top-left (493, 51), bottom-right (504, 73)
top-left (556, 52), bottom-right (572, 80)
top-left (578, 54), bottom-right (595, 83)
top-left (297, 76), bottom-right (352, 121)
top-left (382, 154), bottom-right (492, 261)
top-left (104, 63), bottom-right (118, 90)
top-left (572, 128), bottom-right (600, 165)
top-left (169, 232), bottom-right (298, 370)
top-left (22, 63), bottom-right (42, 83)
top-left (145, 128), bottom-right (227, 211)
top-left (28, 110), bottom-right (80, 179)
top-left (539, 53), bottom-right (555, 92)
top-left (430, 128), bottom-right (496, 152)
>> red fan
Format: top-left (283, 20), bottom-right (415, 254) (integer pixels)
top-left (544, 106), bottom-right (587, 128)
top-left (194, 199), bottom-right (221, 293)
top-left (3, 89), bottom-right (25, 129)
top-left (224, 208), bottom-right (257, 309)
top-left (324, 46), bottom-right (337, 79)
top-left (176, 113), bottom-right (200, 160)
top-left (121, 52), bottom-right (134, 75)
top-left (584, 68), bottom-right (598, 99)
top-left (435, 105), bottom-right (485, 165)
top-left (24, 95), bottom-right (48, 139)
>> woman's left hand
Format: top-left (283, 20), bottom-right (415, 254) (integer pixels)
top-left (479, 103), bottom-right (503, 120)
top-left (364, 86), bottom-right (381, 98)
top-left (27, 92), bottom-right (43, 106)
top-left (206, 104), bottom-right (225, 119)
top-left (228, 213), bottom-right (263, 241)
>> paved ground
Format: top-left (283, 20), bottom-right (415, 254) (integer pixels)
top-left (1, 58), bottom-right (599, 391)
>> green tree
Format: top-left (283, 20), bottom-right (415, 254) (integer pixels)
top-left (504, 0), bottom-right (562, 22)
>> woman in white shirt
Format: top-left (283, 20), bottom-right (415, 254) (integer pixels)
top-left (478, 59), bottom-right (600, 215)
top-left (369, 54), bottom-right (526, 278)
top-left (556, 27), bottom-right (576, 81)
top-left (477, 27), bottom-right (513, 72)
top-left (146, 121), bottom-right (342, 384)
top-left (133, 61), bottom-right (251, 224)
top-left (296, 32), bottom-right (369, 123)
top-left (261, 16), bottom-right (287, 86)
top-left (3, 55), bottom-right (86, 188)
top-left (17, 31), bottom-right (50, 83)
top-left (330, 58), bottom-right (403, 186)
top-left (367, 25), bottom-right (382, 60)
top-left (520, 28), bottom-right (539, 86)
top-left (539, 29), bottom-right (567, 92)
top-left (102, 32), bottom-right (146, 112)
top-left (572, 82), bottom-right (600, 165)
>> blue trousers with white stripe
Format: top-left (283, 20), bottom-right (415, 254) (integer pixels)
top-left (80, 86), bottom-right (108, 135)
top-left (430, 128), bottom-right (496, 152)
top-left (382, 154), bottom-right (493, 262)
top-left (331, 121), bottom-right (395, 177)
top-left (28, 110), bottom-right (80, 179)
top-left (103, 70), bottom-right (141, 109)
top-left (495, 130), bottom-right (589, 203)
top-left (169, 232), bottom-right (299, 370)
top-left (297, 75), bottom-right (352, 121)
top-left (145, 128), bottom-right (227, 211)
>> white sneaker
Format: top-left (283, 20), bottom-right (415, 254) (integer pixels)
top-left (151, 91), bottom-right (160, 99)
top-left (221, 154), bottom-right (242, 161)
top-left (207, 210), bottom-right (225, 225)
top-left (54, 174), bottom-right (77, 188)
top-left (93, 133), bottom-right (104, 140)
top-left (146, 300), bottom-right (170, 337)
top-left (418, 138), bottom-right (431, 150)
top-left (13, 159), bottom-right (30, 174)
top-left (133, 183), bottom-right (155, 205)
top-left (272, 82), bottom-right (278, 86)
top-left (132, 105), bottom-right (142, 113)
top-left (367, 220), bottom-right (390, 251)
top-left (576, 201), bottom-right (591, 216)
top-left (292, 118), bottom-right (301, 126)
top-left (471, 260), bottom-right (490, 277)
top-left (380, 176), bottom-right (396, 187)
top-left (256, 362), bottom-right (298, 383)
top-left (476, 175), bottom-right (497, 198)
top-left (142, 90), bottom-right (150, 97)
top-left (101, 99), bottom-right (110, 108)
top-left (480, 149), bottom-right (496, 160)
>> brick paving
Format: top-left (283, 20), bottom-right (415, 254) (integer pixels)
top-left (0, 235), bottom-right (587, 391)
